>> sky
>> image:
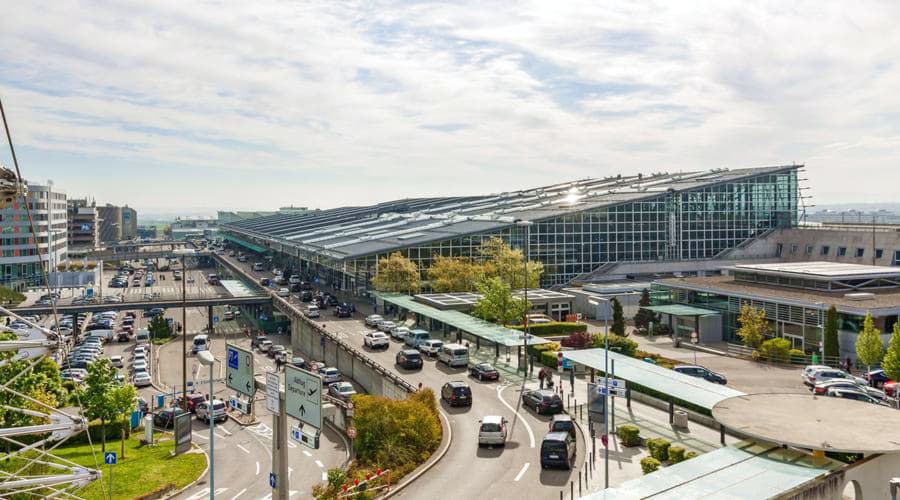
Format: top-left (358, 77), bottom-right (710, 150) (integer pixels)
top-left (0, 1), bottom-right (898, 215)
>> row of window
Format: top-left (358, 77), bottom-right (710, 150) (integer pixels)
top-left (777, 243), bottom-right (898, 263)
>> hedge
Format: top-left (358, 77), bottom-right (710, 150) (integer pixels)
top-left (668, 446), bottom-right (686, 464)
top-left (510, 322), bottom-right (587, 336)
top-left (646, 438), bottom-right (670, 462)
top-left (540, 350), bottom-right (559, 369)
top-left (527, 342), bottom-right (560, 357)
top-left (592, 334), bottom-right (638, 357)
top-left (618, 425), bottom-right (641, 447)
top-left (685, 451), bottom-right (698, 460)
top-left (640, 457), bottom-right (661, 475)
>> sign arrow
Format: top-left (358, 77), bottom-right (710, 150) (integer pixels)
top-left (246, 381), bottom-right (252, 392)
top-left (299, 405), bottom-right (306, 416)
top-left (307, 387), bottom-right (317, 397)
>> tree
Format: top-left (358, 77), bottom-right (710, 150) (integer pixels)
top-left (149, 314), bottom-right (172, 340)
top-left (633, 289), bottom-right (657, 333)
top-left (109, 384), bottom-right (138, 459)
top-left (611, 298), bottom-right (626, 336)
top-left (427, 255), bottom-right (483, 292)
top-left (882, 322), bottom-right (900, 385)
top-left (478, 237), bottom-right (543, 289)
top-left (0, 285), bottom-right (25, 306)
top-left (855, 312), bottom-right (884, 372)
top-left (0, 333), bottom-right (67, 430)
top-left (472, 277), bottom-right (529, 325)
top-left (371, 252), bottom-right (421, 294)
top-left (759, 338), bottom-right (791, 363)
top-left (736, 304), bottom-right (770, 348)
top-left (82, 359), bottom-right (118, 453)
top-left (823, 305), bottom-right (840, 359)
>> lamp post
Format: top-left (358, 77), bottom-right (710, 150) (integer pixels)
top-left (196, 350), bottom-right (216, 499)
top-left (588, 297), bottom-right (610, 489)
top-left (516, 220), bottom-right (533, 374)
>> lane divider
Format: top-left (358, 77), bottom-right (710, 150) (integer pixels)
top-left (496, 383), bottom-right (535, 448)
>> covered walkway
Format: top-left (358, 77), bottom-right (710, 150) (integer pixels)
top-left (223, 234), bottom-right (267, 253)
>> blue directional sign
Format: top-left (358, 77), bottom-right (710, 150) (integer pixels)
top-left (269, 472), bottom-right (277, 489)
top-left (213, 315), bottom-right (219, 323)
top-left (104, 452), bottom-right (117, 465)
top-left (227, 347), bottom-right (239, 370)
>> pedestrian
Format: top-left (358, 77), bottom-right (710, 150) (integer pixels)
top-left (538, 368), bottom-right (546, 389)
top-left (845, 356), bottom-right (852, 374)
top-left (570, 369), bottom-right (575, 393)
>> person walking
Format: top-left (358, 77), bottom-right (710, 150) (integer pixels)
top-left (844, 356), bottom-right (852, 374)
top-left (538, 367), bottom-right (546, 389)
top-left (569, 369), bottom-right (575, 393)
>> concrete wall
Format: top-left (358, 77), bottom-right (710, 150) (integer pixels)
top-left (774, 227), bottom-right (900, 265)
top-left (775, 452), bottom-right (900, 500)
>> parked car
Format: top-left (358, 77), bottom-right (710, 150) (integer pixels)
top-left (866, 369), bottom-right (893, 388)
top-left (143, 308), bottom-right (165, 318)
top-left (802, 365), bottom-right (834, 386)
top-left (813, 378), bottom-right (886, 399)
top-left (268, 345), bottom-right (287, 359)
top-left (300, 291), bottom-right (313, 302)
top-left (258, 340), bottom-right (274, 353)
top-left (365, 315), bottom-right (384, 327)
top-left (672, 365), bottom-right (727, 384)
top-left (116, 331), bottom-right (130, 342)
top-left (540, 432), bottom-right (576, 469)
top-left (419, 339), bottom-right (444, 357)
top-left (277, 288), bottom-right (290, 297)
top-left (133, 370), bottom-right (152, 387)
top-left (174, 393), bottom-right (208, 413)
top-left (522, 389), bottom-right (563, 415)
top-left (305, 305), bottom-right (320, 318)
top-left (196, 399), bottom-right (228, 423)
top-left (390, 326), bottom-right (410, 341)
top-left (252, 335), bottom-right (269, 348)
top-left (153, 408), bottom-right (187, 428)
top-left (377, 321), bottom-right (397, 333)
top-left (806, 367), bottom-right (861, 387)
top-left (396, 349), bottom-right (423, 369)
top-left (110, 355), bottom-right (124, 368)
top-left (549, 414), bottom-right (577, 438)
top-left (290, 356), bottom-right (306, 369)
top-left (469, 362), bottom-right (499, 381)
top-left (333, 305), bottom-right (352, 318)
top-left (328, 381), bottom-right (357, 401)
top-left (477, 415), bottom-right (508, 447)
top-left (825, 387), bottom-right (885, 405)
top-left (364, 331), bottom-right (390, 349)
top-left (319, 367), bottom-right (341, 384)
top-left (441, 381), bottom-right (472, 407)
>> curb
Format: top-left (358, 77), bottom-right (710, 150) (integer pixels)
top-left (226, 411), bottom-right (260, 427)
top-left (379, 408), bottom-right (453, 499)
top-left (162, 442), bottom-right (210, 499)
top-left (323, 417), bottom-right (353, 467)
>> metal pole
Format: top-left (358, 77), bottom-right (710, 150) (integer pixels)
top-left (611, 359), bottom-right (615, 431)
top-left (109, 462), bottom-right (112, 499)
top-left (273, 388), bottom-right (289, 500)
top-left (182, 255), bottom-right (188, 413)
top-left (209, 363), bottom-right (215, 499)
top-left (604, 302), bottom-right (609, 490)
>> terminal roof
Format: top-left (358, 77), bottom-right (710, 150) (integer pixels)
top-left (727, 261), bottom-right (900, 280)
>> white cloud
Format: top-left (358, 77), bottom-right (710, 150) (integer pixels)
top-left (0, 0), bottom-right (898, 211)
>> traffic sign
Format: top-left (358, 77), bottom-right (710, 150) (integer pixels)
top-left (290, 425), bottom-right (321, 449)
top-left (284, 365), bottom-right (322, 429)
top-left (587, 383), bottom-right (607, 424)
top-left (596, 385), bottom-right (627, 397)
top-left (213, 315), bottom-right (219, 323)
top-left (269, 472), bottom-right (277, 489)
top-left (266, 371), bottom-right (281, 413)
top-left (104, 452), bottom-right (117, 465)
top-left (225, 344), bottom-right (256, 397)
top-left (599, 379), bottom-right (627, 389)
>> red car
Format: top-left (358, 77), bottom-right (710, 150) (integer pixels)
top-left (469, 362), bottom-right (500, 381)
top-left (174, 394), bottom-right (207, 413)
top-left (884, 381), bottom-right (900, 397)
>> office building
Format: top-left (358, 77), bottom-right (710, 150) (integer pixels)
top-left (98, 204), bottom-right (137, 243)
top-left (0, 182), bottom-right (68, 290)
top-left (67, 198), bottom-right (99, 259)
top-left (170, 215), bottom-right (217, 240)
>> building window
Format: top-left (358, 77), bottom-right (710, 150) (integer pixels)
top-left (805, 244), bottom-right (813, 255)
top-left (894, 251), bottom-right (900, 266)
top-left (820, 245), bottom-right (830, 256)
top-left (855, 248), bottom-right (865, 258)
top-left (876, 248), bottom-right (884, 259)
top-left (790, 244), bottom-right (798, 255)
top-left (837, 246), bottom-right (847, 257)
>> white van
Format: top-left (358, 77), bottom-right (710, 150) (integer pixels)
top-left (86, 329), bottom-right (114, 342)
top-left (192, 334), bottom-right (210, 354)
top-left (438, 343), bottom-right (470, 367)
top-left (135, 329), bottom-right (150, 342)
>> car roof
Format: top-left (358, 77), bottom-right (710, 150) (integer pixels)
top-left (533, 389), bottom-right (557, 397)
top-left (482, 415), bottom-right (503, 425)
top-left (552, 414), bottom-right (573, 422)
top-left (543, 432), bottom-right (570, 442)
top-left (401, 349), bottom-right (420, 355)
top-left (447, 381), bottom-right (469, 387)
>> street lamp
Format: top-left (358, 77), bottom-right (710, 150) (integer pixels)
top-left (588, 297), bottom-right (610, 489)
top-left (515, 220), bottom-right (533, 374)
top-left (196, 350), bottom-right (216, 500)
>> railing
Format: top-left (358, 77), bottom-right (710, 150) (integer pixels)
top-left (725, 342), bottom-right (840, 367)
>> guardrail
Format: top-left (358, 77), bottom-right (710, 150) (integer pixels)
top-left (725, 342), bottom-right (840, 367)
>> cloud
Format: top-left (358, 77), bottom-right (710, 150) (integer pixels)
top-left (0, 0), bottom-right (898, 211)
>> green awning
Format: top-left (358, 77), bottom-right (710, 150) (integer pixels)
top-left (642, 304), bottom-right (721, 317)
top-left (224, 234), bottom-right (267, 253)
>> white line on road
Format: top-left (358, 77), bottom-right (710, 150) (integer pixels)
top-left (230, 488), bottom-right (247, 500)
top-left (302, 450), bottom-right (312, 457)
top-left (256, 461), bottom-right (260, 475)
top-left (236, 444), bottom-right (250, 454)
top-left (192, 432), bottom-right (208, 440)
top-left (497, 385), bottom-right (535, 448)
top-left (514, 462), bottom-right (530, 481)
top-left (315, 460), bottom-right (324, 468)
top-left (322, 471), bottom-right (328, 481)
top-left (219, 426), bottom-right (233, 436)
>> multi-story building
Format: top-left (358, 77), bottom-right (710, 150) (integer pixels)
top-left (170, 216), bottom-right (217, 240)
top-left (217, 206), bottom-right (312, 225)
top-left (0, 182), bottom-right (68, 290)
top-left (221, 165), bottom-right (801, 294)
top-left (98, 204), bottom-right (138, 243)
top-left (66, 198), bottom-right (99, 259)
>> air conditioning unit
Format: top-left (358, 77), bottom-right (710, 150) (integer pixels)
top-left (844, 292), bottom-right (875, 301)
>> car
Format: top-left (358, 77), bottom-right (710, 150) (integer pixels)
top-left (116, 331), bottom-right (130, 342)
top-left (277, 288), bottom-right (290, 297)
top-left (441, 381), bottom-right (472, 407)
top-left (289, 356), bottom-right (306, 369)
top-left (326, 295), bottom-right (339, 307)
top-left (469, 362), bottom-right (499, 381)
top-left (419, 339), bottom-right (444, 357)
top-left (253, 263), bottom-right (264, 271)
top-left (390, 326), bottom-right (410, 340)
top-left (224, 311), bottom-right (234, 321)
top-left (258, 340), bottom-right (274, 353)
top-left (109, 355), bottom-right (124, 368)
top-left (328, 381), bottom-right (357, 401)
top-left (802, 365), bottom-right (834, 386)
top-left (866, 369), bottom-right (893, 388)
top-left (300, 291), bottom-right (313, 302)
top-left (319, 367), bottom-right (341, 384)
top-left (549, 414), bottom-right (577, 438)
top-left (133, 345), bottom-right (147, 357)
top-left (289, 275), bottom-right (301, 285)
top-left (153, 407), bottom-right (187, 428)
top-left (364, 331), bottom-right (390, 349)
top-left (269, 345), bottom-right (287, 359)
top-left (396, 349), bottom-right (423, 369)
top-left (672, 365), bottom-right (727, 384)
top-left (60, 368), bottom-right (87, 382)
top-left (522, 389), bottom-right (563, 415)
top-left (540, 432), bottom-right (576, 469)
top-left (196, 399), bottom-right (228, 423)
top-left (365, 315), bottom-right (384, 327)
top-left (807, 368), bottom-right (860, 387)
top-left (305, 305), bottom-right (320, 318)
top-left (478, 415), bottom-right (508, 447)
top-left (308, 361), bottom-right (326, 373)
top-left (174, 393), bottom-right (208, 413)
top-left (275, 350), bottom-right (290, 364)
top-left (173, 271), bottom-right (182, 281)
top-left (812, 378), bottom-right (886, 399)
top-left (333, 304), bottom-right (352, 318)
top-left (377, 321), bottom-right (397, 333)
top-left (826, 387), bottom-right (886, 405)
top-left (132, 360), bottom-right (149, 372)
top-left (252, 335), bottom-right (269, 348)
top-left (133, 371), bottom-right (152, 387)
top-left (143, 308), bottom-right (165, 318)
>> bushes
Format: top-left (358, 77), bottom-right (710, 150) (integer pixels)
top-left (592, 334), bottom-right (638, 357)
top-left (510, 322), bottom-right (587, 336)
top-left (685, 451), bottom-right (698, 460)
top-left (352, 391), bottom-right (441, 474)
top-left (759, 338), bottom-right (791, 363)
top-left (668, 446), bottom-right (685, 464)
top-left (618, 425), bottom-right (641, 447)
top-left (646, 438), bottom-right (671, 462)
top-left (640, 457), bottom-right (661, 475)
top-left (540, 350), bottom-right (559, 369)
top-left (527, 342), bottom-right (560, 358)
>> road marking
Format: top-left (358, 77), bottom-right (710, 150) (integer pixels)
top-left (192, 432), bottom-right (208, 440)
top-left (256, 461), bottom-right (260, 475)
top-left (288, 441), bottom-right (296, 448)
top-left (230, 488), bottom-right (247, 500)
top-left (514, 462), bottom-right (530, 481)
top-left (219, 426), bottom-right (233, 436)
top-left (322, 471), bottom-right (328, 481)
top-left (236, 444), bottom-right (250, 454)
top-left (290, 491), bottom-right (299, 498)
top-left (303, 450), bottom-right (312, 457)
top-left (259, 494), bottom-right (272, 500)
top-left (497, 385), bottom-right (535, 448)
top-left (315, 460), bottom-right (324, 468)
top-left (215, 432), bottom-right (228, 440)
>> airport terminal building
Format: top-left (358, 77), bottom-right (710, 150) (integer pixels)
top-left (221, 165), bottom-right (800, 294)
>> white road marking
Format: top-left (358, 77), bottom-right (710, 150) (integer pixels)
top-left (230, 488), bottom-right (247, 500)
top-left (321, 471), bottom-right (328, 481)
top-left (256, 461), bottom-right (260, 475)
top-left (215, 432), bottom-right (228, 440)
top-left (289, 466), bottom-right (294, 479)
top-left (514, 462), bottom-right (530, 481)
top-left (497, 385), bottom-right (535, 448)
top-left (236, 444), bottom-right (250, 454)
top-left (219, 426), bottom-right (233, 436)
top-left (259, 494), bottom-right (272, 500)
top-left (288, 441), bottom-right (296, 448)
top-left (302, 450), bottom-right (312, 457)
top-left (315, 460), bottom-right (324, 468)
top-left (192, 432), bottom-right (208, 440)
top-left (290, 491), bottom-right (299, 498)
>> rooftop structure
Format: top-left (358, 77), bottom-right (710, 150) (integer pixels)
top-left (414, 288), bottom-right (574, 312)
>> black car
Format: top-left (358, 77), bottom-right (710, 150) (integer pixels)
top-left (441, 381), bottom-right (472, 407)
top-left (290, 283), bottom-right (303, 292)
top-left (673, 365), bottom-right (727, 384)
top-left (469, 362), bottom-right (500, 381)
top-left (326, 295), bottom-right (339, 306)
top-left (334, 305), bottom-right (352, 318)
top-left (540, 432), bottom-right (576, 469)
top-left (143, 308), bottom-right (165, 318)
top-left (867, 369), bottom-right (891, 388)
top-left (300, 291), bottom-right (313, 302)
top-left (260, 278), bottom-right (271, 287)
top-left (522, 389), bottom-right (563, 415)
top-left (396, 349), bottom-right (423, 369)
top-left (153, 407), bottom-right (188, 428)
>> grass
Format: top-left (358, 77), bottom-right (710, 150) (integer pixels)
top-left (151, 336), bottom-right (175, 345)
top-left (2, 433), bottom-right (206, 500)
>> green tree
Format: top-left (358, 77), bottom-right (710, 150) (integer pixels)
top-left (479, 237), bottom-right (543, 289)
top-left (855, 312), bottom-right (884, 372)
top-left (736, 304), bottom-right (770, 348)
top-left (372, 252), bottom-right (421, 294)
top-left (823, 305), bottom-right (840, 359)
top-left (109, 383), bottom-right (139, 459)
top-left (426, 255), bottom-right (483, 292)
top-left (882, 322), bottom-right (900, 385)
top-left (0, 332), bottom-right (67, 430)
top-left (149, 314), bottom-right (172, 339)
top-left (472, 277), bottom-right (529, 325)
top-left (0, 285), bottom-right (25, 305)
top-left (633, 289), bottom-right (657, 333)
top-left (759, 338), bottom-right (791, 363)
top-left (82, 358), bottom-right (118, 453)
top-left (611, 297), bottom-right (626, 336)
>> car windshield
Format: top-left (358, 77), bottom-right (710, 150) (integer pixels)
top-left (338, 385), bottom-right (354, 393)
top-left (213, 403), bottom-right (226, 410)
top-left (481, 423), bottom-right (502, 432)
top-left (453, 387), bottom-right (471, 396)
top-left (552, 421), bottom-right (575, 430)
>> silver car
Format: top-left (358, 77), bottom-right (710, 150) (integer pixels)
top-left (378, 321), bottom-right (396, 333)
top-left (478, 415), bottom-right (508, 447)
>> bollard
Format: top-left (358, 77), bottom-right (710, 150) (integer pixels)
top-left (579, 469), bottom-right (583, 495)
top-left (560, 491), bottom-right (563, 500)
top-left (571, 480), bottom-right (574, 499)
top-left (567, 393), bottom-right (571, 409)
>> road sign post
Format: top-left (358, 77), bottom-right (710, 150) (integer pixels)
top-left (266, 371), bottom-right (281, 413)
top-left (284, 365), bottom-right (322, 430)
top-left (226, 344), bottom-right (256, 397)
top-left (104, 452), bottom-right (116, 496)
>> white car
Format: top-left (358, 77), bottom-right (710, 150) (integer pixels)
top-left (328, 381), bottom-right (357, 401)
top-left (478, 415), bottom-right (508, 447)
top-left (110, 355), bottom-right (124, 368)
top-left (133, 345), bottom-right (147, 357)
top-left (306, 305), bottom-right (320, 318)
top-left (364, 331), bottom-right (390, 349)
top-left (132, 360), bottom-right (149, 372)
top-left (132, 370), bottom-right (152, 387)
top-left (802, 365), bottom-right (831, 386)
top-left (378, 321), bottom-right (396, 333)
top-left (365, 315), bottom-right (384, 327)
top-left (196, 399), bottom-right (228, 423)
top-left (259, 340), bottom-right (274, 352)
top-left (277, 288), bottom-right (290, 297)
top-left (319, 367), bottom-right (341, 384)
top-left (419, 339), bottom-right (444, 357)
top-left (390, 326), bottom-right (410, 340)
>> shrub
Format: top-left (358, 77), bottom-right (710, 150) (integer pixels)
top-left (646, 438), bottom-right (671, 462)
top-left (527, 341), bottom-right (560, 357)
top-left (618, 425), bottom-right (641, 447)
top-left (640, 457), bottom-right (661, 475)
top-left (685, 451), bottom-right (698, 460)
top-left (511, 322), bottom-right (587, 336)
top-left (750, 350), bottom-right (761, 361)
top-left (540, 350), bottom-right (559, 369)
top-left (668, 446), bottom-right (686, 464)
top-left (592, 333), bottom-right (638, 357)
top-left (353, 392), bottom-right (441, 472)
top-left (759, 338), bottom-right (791, 363)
